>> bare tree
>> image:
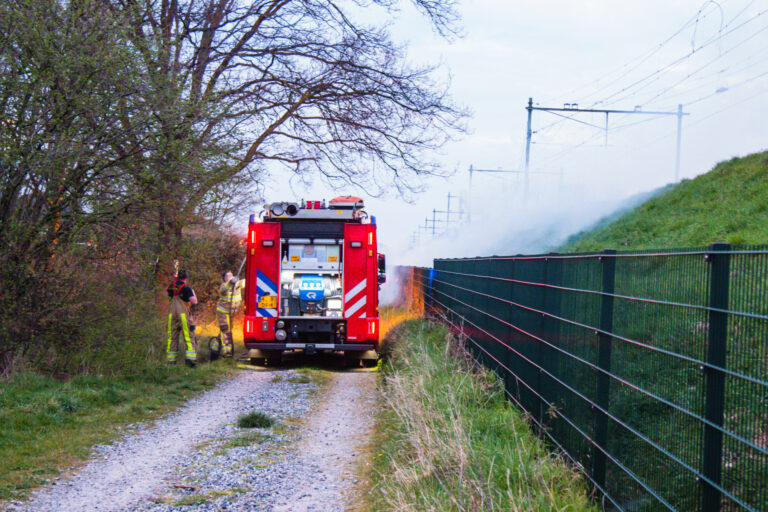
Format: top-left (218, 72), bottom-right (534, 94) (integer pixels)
top-left (111, 0), bottom-right (467, 262)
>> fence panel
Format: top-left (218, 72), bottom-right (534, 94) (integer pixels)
top-left (413, 245), bottom-right (768, 512)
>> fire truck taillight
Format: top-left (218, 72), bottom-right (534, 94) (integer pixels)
top-left (368, 321), bottom-right (377, 335)
top-left (245, 319), bottom-right (253, 334)
top-left (250, 230), bottom-right (255, 244)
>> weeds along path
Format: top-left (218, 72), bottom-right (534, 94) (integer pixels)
top-left (6, 367), bottom-right (378, 512)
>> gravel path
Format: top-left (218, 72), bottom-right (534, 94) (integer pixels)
top-left (6, 367), bottom-right (378, 512)
top-left (271, 372), bottom-right (377, 512)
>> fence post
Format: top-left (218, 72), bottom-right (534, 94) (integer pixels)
top-left (427, 266), bottom-right (435, 313)
top-left (592, 248), bottom-right (616, 491)
top-left (542, 254), bottom-right (563, 429)
top-left (535, 255), bottom-right (555, 426)
top-left (505, 259), bottom-right (518, 402)
top-left (702, 242), bottom-right (730, 512)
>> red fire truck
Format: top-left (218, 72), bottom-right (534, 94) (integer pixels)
top-left (243, 197), bottom-right (385, 366)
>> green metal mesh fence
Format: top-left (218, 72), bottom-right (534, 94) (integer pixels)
top-left (411, 244), bottom-right (768, 512)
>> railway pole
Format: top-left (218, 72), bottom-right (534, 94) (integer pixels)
top-left (524, 99), bottom-right (687, 183)
top-left (524, 97), bottom-right (533, 195)
top-left (675, 104), bottom-right (683, 182)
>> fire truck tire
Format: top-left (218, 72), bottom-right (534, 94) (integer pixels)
top-left (249, 357), bottom-right (265, 366)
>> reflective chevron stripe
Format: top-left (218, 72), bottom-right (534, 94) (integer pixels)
top-left (345, 279), bottom-right (366, 303)
top-left (345, 296), bottom-right (366, 317)
top-left (344, 278), bottom-right (367, 318)
top-left (256, 269), bottom-right (278, 317)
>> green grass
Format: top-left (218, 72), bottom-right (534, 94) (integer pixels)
top-left (171, 486), bottom-right (249, 506)
top-left (285, 375), bottom-right (311, 384)
top-left (0, 361), bottom-right (234, 502)
top-left (295, 367), bottom-right (334, 387)
top-left (236, 411), bottom-right (275, 429)
top-left (174, 494), bottom-right (210, 506)
top-left (562, 151), bottom-right (768, 251)
top-left (222, 432), bottom-right (270, 448)
top-left (366, 319), bottom-right (597, 512)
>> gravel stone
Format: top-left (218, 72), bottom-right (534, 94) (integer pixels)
top-left (5, 368), bottom-right (377, 512)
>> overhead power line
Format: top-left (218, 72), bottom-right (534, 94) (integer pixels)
top-left (524, 98), bottom-right (689, 182)
top-left (546, 1), bottom-right (732, 106)
top-left (593, 6), bottom-right (768, 107)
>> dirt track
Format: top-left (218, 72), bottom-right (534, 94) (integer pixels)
top-left (6, 367), bottom-right (377, 512)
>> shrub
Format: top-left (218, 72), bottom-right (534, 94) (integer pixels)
top-left (236, 412), bottom-right (275, 429)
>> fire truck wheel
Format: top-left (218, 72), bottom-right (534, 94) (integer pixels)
top-left (249, 357), bottom-right (265, 366)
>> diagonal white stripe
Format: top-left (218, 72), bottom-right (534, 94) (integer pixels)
top-left (344, 279), bottom-right (367, 303)
top-left (345, 296), bottom-right (366, 317)
top-left (257, 277), bottom-right (276, 294)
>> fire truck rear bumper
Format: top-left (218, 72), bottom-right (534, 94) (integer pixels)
top-left (246, 343), bottom-right (374, 351)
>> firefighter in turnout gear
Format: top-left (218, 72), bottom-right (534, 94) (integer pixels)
top-left (166, 269), bottom-right (199, 367)
top-left (216, 271), bottom-right (244, 357)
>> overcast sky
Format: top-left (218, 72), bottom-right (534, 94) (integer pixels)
top-left (267, 0), bottom-right (768, 264)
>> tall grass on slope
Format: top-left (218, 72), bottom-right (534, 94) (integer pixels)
top-left (367, 319), bottom-right (596, 512)
top-left (562, 151), bottom-right (768, 252)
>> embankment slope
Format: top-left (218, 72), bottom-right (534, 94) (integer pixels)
top-left (563, 151), bottom-right (768, 251)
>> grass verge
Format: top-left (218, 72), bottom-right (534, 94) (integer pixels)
top-left (0, 360), bottom-right (235, 502)
top-left (365, 319), bottom-right (597, 512)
